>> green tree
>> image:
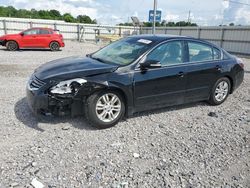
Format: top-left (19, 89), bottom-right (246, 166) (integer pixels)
top-left (0, 6), bottom-right (97, 24)
top-left (49, 9), bottom-right (61, 19)
top-left (76, 15), bottom-right (92, 23)
top-left (2, 6), bottom-right (17, 17)
top-left (63, 13), bottom-right (75, 22)
top-left (118, 22), bottom-right (133, 26)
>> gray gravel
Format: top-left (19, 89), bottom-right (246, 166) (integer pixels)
top-left (0, 41), bottom-right (249, 188)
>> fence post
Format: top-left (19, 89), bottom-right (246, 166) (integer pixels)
top-left (3, 20), bottom-right (7, 34)
top-left (220, 28), bottom-right (225, 47)
top-left (139, 26), bottom-right (142, 35)
top-left (29, 21), bottom-right (33, 28)
top-left (179, 27), bottom-right (182, 36)
top-left (119, 26), bottom-right (121, 36)
top-left (54, 23), bottom-right (57, 30)
top-left (77, 24), bottom-right (80, 41)
top-left (165, 28), bottom-right (167, 34)
top-left (197, 27), bottom-right (201, 39)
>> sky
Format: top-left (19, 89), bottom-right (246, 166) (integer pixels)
top-left (0, 0), bottom-right (250, 26)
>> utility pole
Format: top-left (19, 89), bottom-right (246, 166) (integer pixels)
top-left (187, 10), bottom-right (191, 23)
top-left (153, 0), bottom-right (157, 35)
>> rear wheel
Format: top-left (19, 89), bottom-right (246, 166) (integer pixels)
top-left (6, 41), bottom-right (18, 51)
top-left (208, 77), bottom-right (231, 105)
top-left (85, 91), bottom-right (125, 129)
top-left (50, 41), bottom-right (60, 51)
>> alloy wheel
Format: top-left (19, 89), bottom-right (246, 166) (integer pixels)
top-left (95, 93), bottom-right (122, 123)
top-left (50, 42), bottom-right (59, 51)
top-left (214, 81), bottom-right (229, 102)
top-left (7, 41), bottom-right (18, 51)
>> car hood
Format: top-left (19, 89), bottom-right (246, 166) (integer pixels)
top-left (34, 56), bottom-right (118, 81)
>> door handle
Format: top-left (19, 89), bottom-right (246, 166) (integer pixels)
top-left (178, 72), bottom-right (184, 77)
top-left (215, 65), bottom-right (222, 71)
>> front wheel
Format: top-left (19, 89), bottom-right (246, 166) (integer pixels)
top-left (208, 77), bottom-right (231, 105)
top-left (50, 41), bottom-right (60, 51)
top-left (85, 91), bottom-right (125, 129)
top-left (6, 41), bottom-right (19, 51)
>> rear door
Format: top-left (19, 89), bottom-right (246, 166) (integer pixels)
top-left (185, 40), bottom-right (222, 102)
top-left (36, 29), bottom-right (52, 48)
top-left (133, 40), bottom-right (189, 111)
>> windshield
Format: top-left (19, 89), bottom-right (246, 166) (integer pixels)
top-left (91, 37), bottom-right (154, 65)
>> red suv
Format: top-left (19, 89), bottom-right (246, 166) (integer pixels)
top-left (0, 27), bottom-right (65, 51)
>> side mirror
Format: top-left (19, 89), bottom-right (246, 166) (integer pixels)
top-left (139, 60), bottom-right (161, 70)
top-left (20, 33), bottom-right (24, 36)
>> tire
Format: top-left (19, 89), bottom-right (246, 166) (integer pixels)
top-left (208, 77), bottom-right (231, 105)
top-left (6, 41), bottom-right (19, 51)
top-left (50, 41), bottom-right (60, 51)
top-left (85, 90), bottom-right (125, 129)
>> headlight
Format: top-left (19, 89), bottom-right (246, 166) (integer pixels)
top-left (50, 78), bottom-right (87, 95)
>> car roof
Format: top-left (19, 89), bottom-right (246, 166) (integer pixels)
top-left (128, 34), bottom-right (193, 42)
top-left (129, 34), bottom-right (219, 48)
top-left (28, 27), bottom-right (54, 30)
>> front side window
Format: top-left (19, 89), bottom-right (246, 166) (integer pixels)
top-left (22, 29), bottom-right (40, 35)
top-left (91, 38), bottom-right (154, 65)
top-left (145, 41), bottom-right (183, 66)
top-left (188, 42), bottom-right (213, 62)
top-left (213, 47), bottom-right (221, 60)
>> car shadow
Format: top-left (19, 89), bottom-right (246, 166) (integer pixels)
top-left (14, 97), bottom-right (210, 132)
top-left (14, 97), bottom-right (96, 132)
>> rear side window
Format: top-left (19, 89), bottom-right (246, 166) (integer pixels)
top-left (39, 29), bottom-right (51, 34)
top-left (188, 42), bottom-right (213, 62)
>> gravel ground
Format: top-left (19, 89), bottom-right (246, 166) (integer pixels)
top-left (0, 41), bottom-right (249, 188)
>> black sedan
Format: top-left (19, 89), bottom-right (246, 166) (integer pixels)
top-left (26, 35), bottom-right (244, 128)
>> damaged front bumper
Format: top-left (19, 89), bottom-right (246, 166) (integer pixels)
top-left (26, 77), bottom-right (85, 117)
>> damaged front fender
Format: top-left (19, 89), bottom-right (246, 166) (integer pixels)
top-left (47, 79), bottom-right (112, 117)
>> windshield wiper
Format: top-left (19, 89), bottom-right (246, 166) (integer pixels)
top-left (90, 56), bottom-right (114, 65)
top-left (91, 56), bottom-right (106, 63)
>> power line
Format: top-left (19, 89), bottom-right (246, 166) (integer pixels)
top-left (224, 0), bottom-right (250, 6)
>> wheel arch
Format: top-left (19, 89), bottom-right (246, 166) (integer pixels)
top-left (49, 40), bottom-right (61, 47)
top-left (223, 75), bottom-right (234, 94)
top-left (6, 40), bottom-right (19, 47)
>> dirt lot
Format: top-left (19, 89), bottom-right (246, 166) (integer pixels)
top-left (0, 41), bottom-right (249, 188)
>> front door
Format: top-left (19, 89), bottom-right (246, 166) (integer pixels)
top-left (133, 40), bottom-right (188, 111)
top-left (21, 29), bottom-right (40, 47)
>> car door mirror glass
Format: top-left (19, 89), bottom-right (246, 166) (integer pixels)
top-left (140, 60), bottom-right (161, 69)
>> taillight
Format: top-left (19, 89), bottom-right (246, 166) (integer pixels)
top-left (236, 58), bottom-right (244, 69)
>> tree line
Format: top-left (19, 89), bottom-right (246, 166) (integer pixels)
top-left (0, 6), bottom-right (97, 24)
top-left (119, 20), bottom-right (198, 27)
